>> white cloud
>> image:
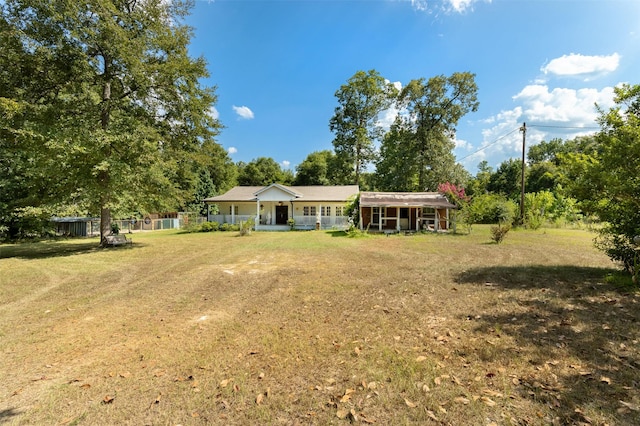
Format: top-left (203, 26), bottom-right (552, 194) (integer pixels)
top-left (541, 53), bottom-right (620, 79)
top-left (282, 160), bottom-right (290, 168)
top-left (453, 137), bottom-right (472, 151)
top-left (208, 106), bottom-right (219, 120)
top-left (462, 85), bottom-right (616, 170)
top-left (513, 84), bottom-right (615, 125)
top-left (410, 0), bottom-right (489, 13)
top-left (377, 106), bottom-right (400, 130)
top-left (228, 147), bottom-right (237, 154)
top-left (232, 105), bottom-right (254, 120)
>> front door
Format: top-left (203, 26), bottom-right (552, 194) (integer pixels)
top-left (275, 205), bottom-right (288, 225)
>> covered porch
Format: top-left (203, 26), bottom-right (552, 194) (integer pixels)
top-left (359, 192), bottom-right (457, 232)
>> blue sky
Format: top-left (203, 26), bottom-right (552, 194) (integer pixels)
top-left (185, 0), bottom-right (640, 175)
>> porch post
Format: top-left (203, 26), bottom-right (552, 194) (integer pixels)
top-left (435, 209), bottom-right (439, 231)
top-left (359, 205), bottom-right (363, 230)
top-left (396, 207), bottom-right (400, 231)
top-left (231, 203), bottom-right (235, 224)
top-left (378, 207), bottom-right (382, 231)
top-left (256, 200), bottom-right (260, 226)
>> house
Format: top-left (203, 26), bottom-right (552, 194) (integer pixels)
top-left (204, 184), bottom-right (359, 231)
top-left (359, 192), bottom-right (457, 232)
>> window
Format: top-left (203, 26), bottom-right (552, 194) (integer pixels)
top-left (229, 205), bottom-right (239, 215)
top-left (373, 207), bottom-right (386, 225)
top-left (303, 206), bottom-right (317, 216)
top-left (335, 206), bottom-right (343, 217)
top-left (321, 206), bottom-right (331, 216)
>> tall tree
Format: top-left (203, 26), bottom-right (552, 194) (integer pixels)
top-left (590, 83), bottom-right (640, 275)
top-left (487, 158), bottom-right (522, 199)
top-left (391, 72), bottom-right (479, 191)
top-left (237, 157), bottom-right (290, 186)
top-left (294, 150), bottom-right (336, 186)
top-left (0, 0), bottom-right (221, 242)
top-left (374, 117), bottom-right (420, 191)
top-left (329, 70), bottom-right (397, 186)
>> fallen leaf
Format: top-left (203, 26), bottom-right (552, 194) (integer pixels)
top-left (102, 395), bottom-right (115, 404)
top-left (416, 355), bottom-right (427, 362)
top-left (119, 372), bottom-right (131, 378)
top-left (258, 372), bottom-right (265, 380)
top-left (256, 393), bottom-right (264, 405)
top-left (422, 384), bottom-right (430, 393)
top-left (336, 409), bottom-right (349, 419)
top-left (426, 410), bottom-right (438, 421)
top-left (434, 377), bottom-right (441, 386)
top-left (454, 396), bottom-right (470, 405)
top-left (360, 413), bottom-right (376, 424)
top-left (354, 347), bottom-right (361, 356)
top-left (600, 376), bottom-right (611, 385)
top-left (367, 382), bottom-right (377, 390)
top-left (619, 400), bottom-right (640, 411)
top-left (481, 396), bottom-right (496, 406)
top-left (220, 379), bottom-right (232, 388)
top-left (405, 398), bottom-right (417, 408)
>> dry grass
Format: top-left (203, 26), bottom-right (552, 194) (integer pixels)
top-left (1, 226), bottom-right (639, 425)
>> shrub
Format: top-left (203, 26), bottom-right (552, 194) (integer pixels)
top-left (467, 193), bottom-right (517, 225)
top-left (287, 218), bottom-right (295, 230)
top-left (490, 222), bottom-right (511, 244)
top-left (239, 218), bottom-right (254, 236)
top-left (110, 222), bottom-right (120, 235)
top-left (200, 221), bottom-right (219, 232)
top-left (220, 223), bottom-right (232, 232)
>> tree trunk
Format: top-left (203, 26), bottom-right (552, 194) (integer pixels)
top-left (100, 205), bottom-right (111, 245)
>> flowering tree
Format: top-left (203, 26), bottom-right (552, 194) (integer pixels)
top-left (437, 182), bottom-right (468, 207)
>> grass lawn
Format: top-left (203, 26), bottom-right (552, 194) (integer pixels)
top-left (1, 226), bottom-right (639, 425)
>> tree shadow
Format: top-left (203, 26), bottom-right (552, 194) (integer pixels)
top-left (0, 240), bottom-right (141, 260)
top-left (455, 265), bottom-right (640, 424)
top-left (0, 408), bottom-right (21, 422)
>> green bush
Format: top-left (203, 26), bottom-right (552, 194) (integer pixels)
top-left (490, 222), bottom-right (511, 244)
top-left (239, 218), bottom-right (254, 236)
top-left (467, 193), bottom-right (517, 225)
top-left (200, 221), bottom-right (219, 232)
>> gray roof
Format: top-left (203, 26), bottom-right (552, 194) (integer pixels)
top-left (359, 192), bottom-right (456, 208)
top-left (204, 185), bottom-right (360, 203)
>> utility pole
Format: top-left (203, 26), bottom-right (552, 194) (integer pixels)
top-left (519, 122), bottom-right (526, 224)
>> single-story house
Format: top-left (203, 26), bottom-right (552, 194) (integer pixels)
top-left (204, 184), bottom-right (360, 231)
top-left (359, 192), bottom-right (457, 232)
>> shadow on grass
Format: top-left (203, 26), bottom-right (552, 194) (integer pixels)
top-left (0, 408), bottom-right (21, 422)
top-left (326, 230), bottom-right (348, 237)
top-left (455, 265), bottom-right (640, 424)
top-left (0, 240), bottom-right (141, 260)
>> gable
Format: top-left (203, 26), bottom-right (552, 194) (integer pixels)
top-left (204, 185), bottom-right (360, 203)
top-left (255, 184), bottom-right (301, 201)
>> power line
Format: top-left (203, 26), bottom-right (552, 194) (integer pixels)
top-left (457, 127), bottom-right (520, 162)
top-left (458, 123), bottom-right (601, 163)
top-left (528, 124), bottom-right (600, 130)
